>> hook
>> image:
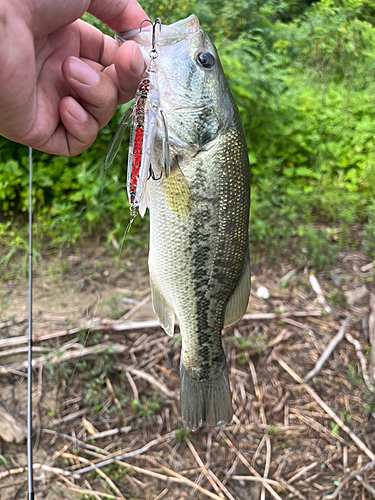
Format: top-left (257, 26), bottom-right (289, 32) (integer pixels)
top-left (140, 18), bottom-right (161, 59)
top-left (148, 164), bottom-right (162, 181)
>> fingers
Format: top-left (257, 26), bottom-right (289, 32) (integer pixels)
top-left (62, 56), bottom-right (118, 128)
top-left (89, 0), bottom-right (147, 32)
top-left (58, 56), bottom-right (120, 155)
top-left (59, 96), bottom-right (99, 155)
top-left (104, 41), bottom-right (146, 104)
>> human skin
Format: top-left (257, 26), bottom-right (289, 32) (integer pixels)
top-left (0, 0), bottom-right (148, 155)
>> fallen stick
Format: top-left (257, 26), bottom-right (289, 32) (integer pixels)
top-left (0, 315), bottom-right (28, 330)
top-left (309, 274), bottom-right (332, 313)
top-left (186, 438), bottom-right (228, 500)
top-left (0, 462), bottom-right (80, 481)
top-left (276, 358), bottom-right (375, 461)
top-left (115, 363), bottom-right (176, 399)
top-left (42, 428), bottom-right (110, 455)
top-left (62, 452), bottom-right (125, 500)
top-left (355, 475), bottom-right (375, 497)
top-left (119, 294), bottom-right (151, 321)
top-left (84, 426), bottom-right (132, 441)
top-left (242, 310), bottom-right (322, 321)
top-left (72, 432), bottom-right (177, 474)
top-left (224, 433), bottom-right (283, 500)
top-left (304, 316), bottom-right (351, 382)
top-left (0, 311), bottom-right (323, 350)
top-left (345, 331), bottom-right (374, 393)
top-left (322, 458), bottom-right (375, 499)
top-left (2, 343), bottom-right (127, 372)
top-left (145, 458), bottom-right (225, 500)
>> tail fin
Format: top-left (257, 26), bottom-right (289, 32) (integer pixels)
top-left (180, 358), bottom-right (233, 431)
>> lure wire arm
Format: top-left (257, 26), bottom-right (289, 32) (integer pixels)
top-left (27, 146), bottom-right (35, 500)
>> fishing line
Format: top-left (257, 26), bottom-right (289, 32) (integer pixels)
top-left (27, 146), bottom-right (35, 500)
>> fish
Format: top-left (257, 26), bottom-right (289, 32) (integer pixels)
top-left (114, 15), bottom-right (251, 431)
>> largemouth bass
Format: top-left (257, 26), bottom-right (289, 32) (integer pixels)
top-left (115, 15), bottom-right (251, 431)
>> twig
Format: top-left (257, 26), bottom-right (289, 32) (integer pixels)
top-left (0, 463), bottom-right (80, 480)
top-left (84, 427), bottom-right (132, 441)
top-left (230, 476), bottom-right (282, 486)
top-left (304, 316), bottom-right (351, 381)
top-left (72, 432), bottom-right (177, 474)
top-left (153, 489), bottom-right (169, 500)
top-left (42, 428), bottom-right (110, 455)
top-left (126, 371), bottom-right (139, 401)
top-left (84, 478), bottom-right (102, 500)
top-left (287, 461), bottom-right (318, 483)
top-left (224, 432), bottom-right (283, 500)
top-left (0, 315), bottom-right (28, 330)
top-left (361, 261), bottom-right (375, 272)
top-left (323, 458), bottom-right (375, 499)
top-left (105, 374), bottom-right (122, 411)
top-left (0, 319), bottom-right (101, 348)
top-left (62, 452), bottom-right (125, 500)
top-left (276, 357), bottom-right (375, 460)
top-left (368, 293), bottom-right (375, 379)
top-left (241, 310), bottom-right (322, 321)
top-left (345, 331), bottom-right (374, 392)
top-left (186, 438), bottom-right (232, 500)
top-left (355, 475), bottom-right (375, 497)
top-left (0, 317), bottom-right (164, 350)
top-left (5, 343), bottom-right (127, 372)
top-left (279, 267), bottom-right (298, 284)
top-left (49, 409), bottom-right (86, 427)
top-left (0, 346), bottom-right (51, 358)
top-left (309, 273), bottom-right (332, 313)
top-left (144, 458), bottom-right (224, 500)
top-left (119, 294), bottom-right (151, 321)
top-left (248, 358), bottom-right (271, 500)
top-left (115, 364), bottom-right (176, 399)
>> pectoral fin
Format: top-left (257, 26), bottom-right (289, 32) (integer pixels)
top-left (224, 254), bottom-right (251, 328)
top-left (150, 276), bottom-right (175, 336)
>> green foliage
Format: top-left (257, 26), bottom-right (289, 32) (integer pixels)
top-left (131, 393), bottom-right (164, 420)
top-left (1, 0), bottom-right (375, 259)
top-left (346, 363), bottom-right (362, 387)
top-left (227, 331), bottom-right (267, 358)
top-left (175, 426), bottom-right (191, 443)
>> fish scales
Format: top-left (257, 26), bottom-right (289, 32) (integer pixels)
top-left (116, 15), bottom-right (251, 430)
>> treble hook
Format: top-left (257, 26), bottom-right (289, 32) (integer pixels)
top-left (148, 164), bottom-right (162, 181)
top-left (140, 18), bottom-right (161, 59)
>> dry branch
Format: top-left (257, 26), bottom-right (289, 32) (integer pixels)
top-left (309, 273), bottom-right (332, 313)
top-left (345, 331), bottom-right (374, 392)
top-left (115, 363), bottom-right (176, 399)
top-left (304, 316), bottom-right (351, 382)
top-left (322, 458), bottom-right (375, 499)
top-left (369, 293), bottom-right (375, 380)
top-left (241, 310), bottom-right (322, 321)
top-left (276, 357), bottom-right (375, 460)
top-left (72, 432), bottom-right (177, 474)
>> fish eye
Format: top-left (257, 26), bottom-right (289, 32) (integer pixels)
top-left (196, 51), bottom-right (215, 69)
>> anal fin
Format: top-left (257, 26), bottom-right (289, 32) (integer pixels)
top-left (224, 253), bottom-right (251, 328)
top-left (150, 276), bottom-right (175, 336)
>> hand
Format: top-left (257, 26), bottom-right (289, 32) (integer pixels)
top-left (0, 0), bottom-right (147, 155)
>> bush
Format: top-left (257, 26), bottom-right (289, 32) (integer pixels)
top-left (1, 0), bottom-right (375, 258)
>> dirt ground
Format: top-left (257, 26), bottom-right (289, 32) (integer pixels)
top-left (0, 239), bottom-right (375, 500)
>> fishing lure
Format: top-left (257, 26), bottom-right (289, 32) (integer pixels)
top-left (105, 18), bottom-right (169, 222)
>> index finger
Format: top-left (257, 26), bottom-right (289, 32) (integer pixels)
top-left (88, 0), bottom-right (147, 32)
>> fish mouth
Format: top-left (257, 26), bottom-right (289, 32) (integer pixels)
top-left (116, 15), bottom-right (201, 46)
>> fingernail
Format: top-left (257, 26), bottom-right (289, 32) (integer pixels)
top-left (130, 46), bottom-right (146, 78)
top-left (68, 99), bottom-right (88, 122)
top-left (69, 57), bottom-right (99, 86)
